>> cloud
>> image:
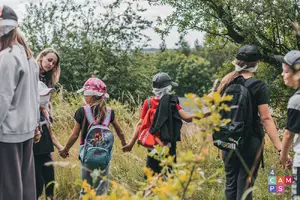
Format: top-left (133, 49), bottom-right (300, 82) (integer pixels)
top-left (2, 0), bottom-right (24, 6)
top-left (3, 0), bottom-right (205, 48)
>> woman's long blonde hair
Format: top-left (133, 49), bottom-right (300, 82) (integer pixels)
top-left (90, 96), bottom-right (108, 124)
top-left (218, 60), bottom-right (259, 92)
top-left (36, 48), bottom-right (61, 86)
top-left (0, 28), bottom-right (33, 59)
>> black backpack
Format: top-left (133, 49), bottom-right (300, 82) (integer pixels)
top-left (213, 76), bottom-right (259, 151)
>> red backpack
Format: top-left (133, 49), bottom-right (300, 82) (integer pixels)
top-left (137, 97), bottom-right (160, 148)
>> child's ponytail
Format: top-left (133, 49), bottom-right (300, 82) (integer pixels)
top-left (90, 96), bottom-right (107, 124)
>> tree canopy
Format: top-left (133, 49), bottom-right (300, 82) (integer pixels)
top-left (19, 0), bottom-right (216, 103)
top-left (21, 0), bottom-right (154, 101)
top-left (153, 0), bottom-right (300, 66)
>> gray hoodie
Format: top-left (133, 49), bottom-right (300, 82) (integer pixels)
top-left (0, 44), bottom-right (39, 143)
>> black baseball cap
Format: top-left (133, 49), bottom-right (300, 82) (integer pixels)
top-left (152, 72), bottom-right (178, 89)
top-left (0, 5), bottom-right (18, 27)
top-left (236, 45), bottom-right (262, 62)
top-left (275, 50), bottom-right (300, 72)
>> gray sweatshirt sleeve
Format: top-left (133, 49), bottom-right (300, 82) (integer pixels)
top-left (0, 54), bottom-right (22, 127)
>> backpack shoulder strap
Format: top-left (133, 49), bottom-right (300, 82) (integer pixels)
top-left (102, 108), bottom-right (112, 127)
top-left (83, 106), bottom-right (95, 125)
top-left (244, 77), bottom-right (260, 88)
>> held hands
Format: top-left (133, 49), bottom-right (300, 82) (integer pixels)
top-left (59, 148), bottom-right (69, 159)
top-left (285, 156), bottom-right (293, 169)
top-left (122, 142), bottom-right (134, 152)
top-left (280, 152), bottom-right (292, 170)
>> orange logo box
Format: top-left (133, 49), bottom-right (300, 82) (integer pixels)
top-left (276, 176), bottom-right (285, 184)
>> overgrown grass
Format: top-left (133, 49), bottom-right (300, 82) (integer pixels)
top-left (48, 93), bottom-right (292, 200)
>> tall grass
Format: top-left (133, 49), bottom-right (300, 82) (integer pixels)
top-left (47, 93), bottom-right (292, 200)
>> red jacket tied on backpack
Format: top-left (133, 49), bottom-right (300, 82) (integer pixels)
top-left (138, 97), bottom-right (182, 148)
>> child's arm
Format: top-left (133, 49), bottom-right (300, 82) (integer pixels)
top-left (59, 120), bottom-right (81, 158)
top-left (154, 136), bottom-right (164, 146)
top-left (48, 127), bottom-right (64, 151)
top-left (122, 119), bottom-right (143, 152)
top-left (280, 129), bottom-right (294, 168)
top-left (178, 109), bottom-right (198, 123)
top-left (111, 118), bottom-right (126, 146)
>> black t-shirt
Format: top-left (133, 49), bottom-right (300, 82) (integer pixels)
top-left (233, 77), bottom-right (270, 138)
top-left (287, 89), bottom-right (300, 133)
top-left (33, 113), bottom-right (54, 154)
top-left (74, 106), bottom-right (115, 145)
top-left (247, 78), bottom-right (270, 113)
top-left (39, 72), bottom-right (51, 87)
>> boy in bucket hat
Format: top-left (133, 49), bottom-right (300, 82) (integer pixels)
top-left (276, 51), bottom-right (300, 200)
top-left (0, 5), bottom-right (39, 200)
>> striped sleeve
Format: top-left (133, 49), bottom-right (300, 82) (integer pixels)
top-left (287, 94), bottom-right (300, 134)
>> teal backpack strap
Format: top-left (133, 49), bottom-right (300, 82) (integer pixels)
top-left (83, 106), bottom-right (95, 125)
top-left (102, 108), bottom-right (112, 127)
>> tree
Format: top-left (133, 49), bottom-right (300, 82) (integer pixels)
top-left (175, 34), bottom-right (192, 56)
top-left (149, 0), bottom-right (300, 125)
top-left (151, 0), bottom-right (300, 66)
top-left (155, 51), bottom-right (214, 96)
top-left (103, 51), bottom-right (157, 104)
top-left (21, 0), bottom-right (153, 103)
top-left (192, 41), bottom-right (236, 71)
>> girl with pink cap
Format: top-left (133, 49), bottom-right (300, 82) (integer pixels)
top-left (59, 77), bottom-right (127, 196)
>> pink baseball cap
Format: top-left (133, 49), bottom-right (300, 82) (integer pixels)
top-left (77, 78), bottom-right (109, 98)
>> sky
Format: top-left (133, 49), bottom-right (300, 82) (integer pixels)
top-left (2, 0), bottom-right (205, 49)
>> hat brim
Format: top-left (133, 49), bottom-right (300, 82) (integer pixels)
top-left (81, 90), bottom-right (110, 98)
top-left (171, 82), bottom-right (178, 88)
top-left (274, 55), bottom-right (288, 64)
top-left (0, 19), bottom-right (18, 27)
top-left (77, 88), bottom-right (84, 93)
top-left (39, 88), bottom-right (56, 96)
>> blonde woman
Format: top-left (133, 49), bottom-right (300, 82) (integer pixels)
top-left (277, 51), bottom-right (300, 200)
top-left (0, 5), bottom-right (39, 199)
top-left (36, 48), bottom-right (61, 122)
top-left (36, 48), bottom-right (61, 87)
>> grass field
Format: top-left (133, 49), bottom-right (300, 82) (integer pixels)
top-left (47, 94), bottom-right (292, 200)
